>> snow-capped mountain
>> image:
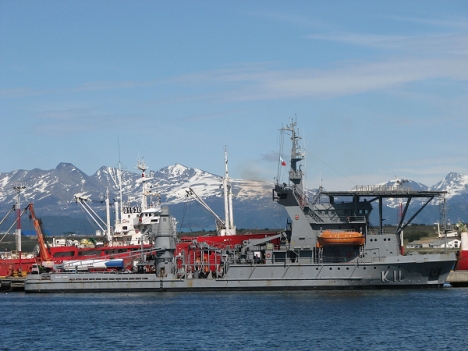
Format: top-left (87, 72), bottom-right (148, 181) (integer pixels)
top-left (0, 164), bottom-right (467, 235)
top-left (0, 162), bottom-right (283, 234)
top-left (375, 179), bottom-right (430, 209)
top-left (378, 179), bottom-right (428, 192)
top-left (431, 172), bottom-right (468, 199)
top-left (430, 172), bottom-right (468, 224)
top-left (150, 163), bottom-right (272, 204)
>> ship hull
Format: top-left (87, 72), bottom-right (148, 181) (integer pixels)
top-left (25, 253), bottom-right (455, 293)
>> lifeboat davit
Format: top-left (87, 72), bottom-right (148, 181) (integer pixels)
top-left (317, 230), bottom-right (365, 247)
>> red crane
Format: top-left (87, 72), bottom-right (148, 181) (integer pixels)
top-left (27, 203), bottom-right (53, 263)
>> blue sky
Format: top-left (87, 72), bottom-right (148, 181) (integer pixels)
top-left (1, 1), bottom-right (467, 190)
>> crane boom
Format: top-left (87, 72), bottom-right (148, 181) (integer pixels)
top-left (27, 203), bottom-right (53, 262)
top-left (74, 193), bottom-right (108, 232)
top-left (186, 187), bottom-right (226, 233)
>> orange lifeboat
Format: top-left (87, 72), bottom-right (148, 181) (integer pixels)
top-left (317, 230), bottom-right (365, 247)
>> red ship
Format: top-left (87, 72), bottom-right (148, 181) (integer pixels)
top-left (454, 229), bottom-right (468, 271)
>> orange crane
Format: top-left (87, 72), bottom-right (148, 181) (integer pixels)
top-left (27, 203), bottom-right (53, 263)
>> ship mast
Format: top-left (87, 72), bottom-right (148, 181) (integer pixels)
top-left (14, 184), bottom-right (26, 270)
top-left (105, 187), bottom-right (112, 242)
top-left (223, 147), bottom-right (236, 236)
top-left (281, 119), bottom-right (304, 193)
top-left (185, 148), bottom-right (236, 236)
top-left (115, 161), bottom-right (122, 227)
top-left (137, 158), bottom-right (151, 210)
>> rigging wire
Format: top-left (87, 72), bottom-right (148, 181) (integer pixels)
top-left (306, 152), bottom-right (359, 188)
top-left (0, 206), bottom-right (29, 243)
top-left (178, 201), bottom-right (189, 233)
top-left (77, 204), bottom-right (101, 233)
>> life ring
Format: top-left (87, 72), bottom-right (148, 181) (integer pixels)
top-left (266, 253), bottom-right (271, 258)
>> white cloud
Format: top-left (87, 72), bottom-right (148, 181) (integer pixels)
top-left (306, 32), bottom-right (468, 54)
top-left (170, 55), bottom-right (467, 102)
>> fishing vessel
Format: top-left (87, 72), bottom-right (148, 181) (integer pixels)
top-left (25, 120), bottom-right (456, 292)
top-left (1, 160), bottom-right (172, 276)
top-left (42, 159), bottom-right (175, 272)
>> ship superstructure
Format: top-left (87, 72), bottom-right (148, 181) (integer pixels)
top-left (74, 159), bottom-right (167, 247)
top-left (111, 159), bottom-right (164, 246)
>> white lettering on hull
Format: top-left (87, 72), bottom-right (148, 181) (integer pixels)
top-left (381, 270), bottom-right (402, 283)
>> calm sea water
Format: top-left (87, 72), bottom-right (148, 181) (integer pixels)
top-left (1, 287), bottom-right (468, 351)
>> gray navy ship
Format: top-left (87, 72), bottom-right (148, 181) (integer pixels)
top-left (25, 120), bottom-right (456, 293)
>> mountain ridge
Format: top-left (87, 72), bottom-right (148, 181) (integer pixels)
top-left (0, 163), bottom-right (467, 234)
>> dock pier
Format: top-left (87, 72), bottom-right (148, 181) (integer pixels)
top-left (0, 277), bottom-right (26, 291)
top-left (446, 271), bottom-right (468, 287)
